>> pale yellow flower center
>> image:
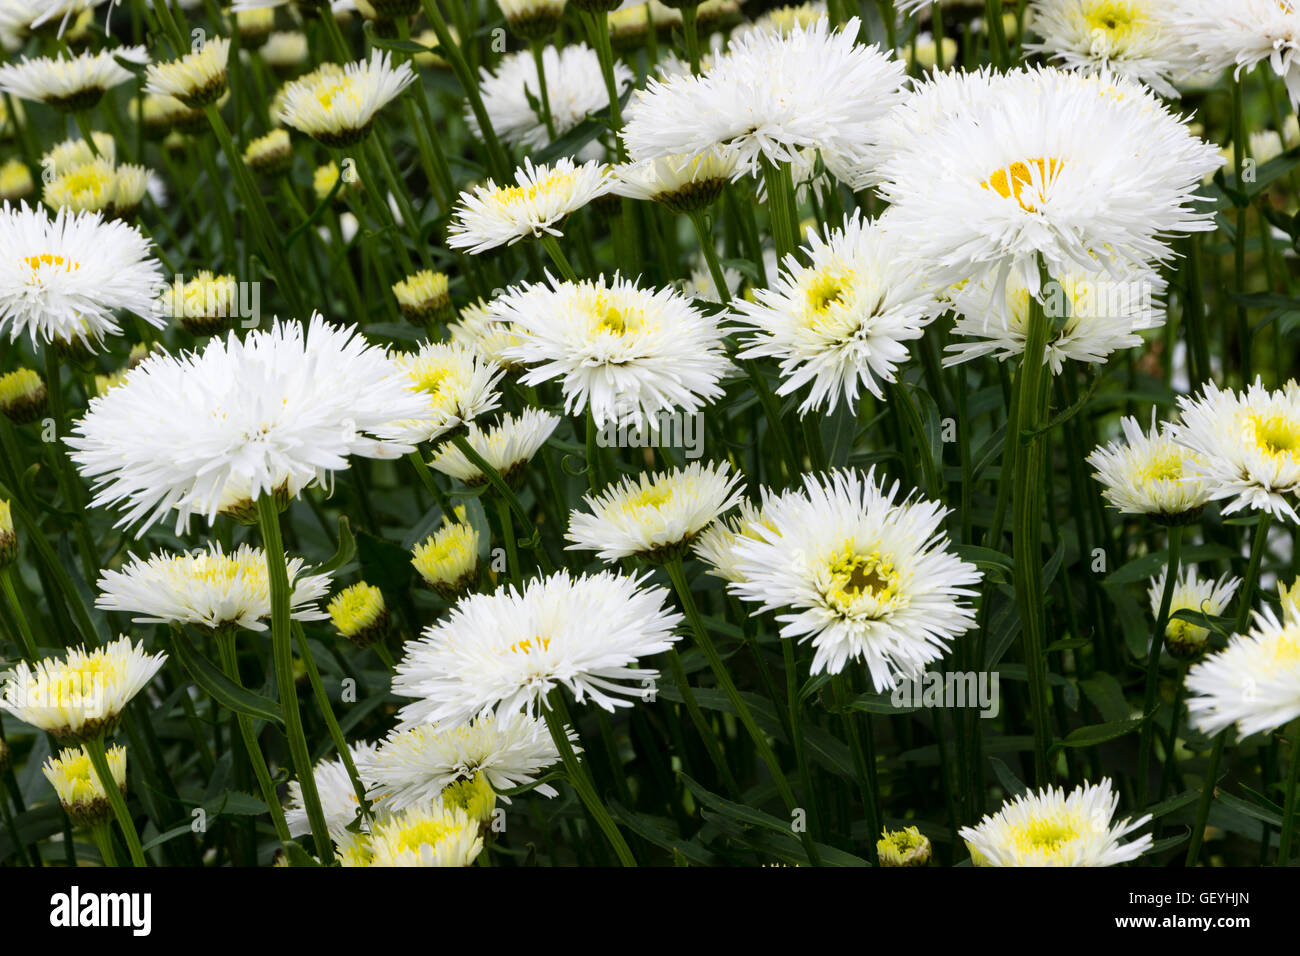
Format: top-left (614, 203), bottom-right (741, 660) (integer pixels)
top-left (825, 541), bottom-right (906, 615)
top-left (1247, 412), bottom-right (1300, 462)
top-left (982, 158), bottom-right (1064, 213)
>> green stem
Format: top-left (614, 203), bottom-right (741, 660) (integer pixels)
top-left (84, 735), bottom-right (145, 867)
top-left (1011, 256), bottom-right (1053, 786)
top-left (1278, 718), bottom-right (1300, 864)
top-left (541, 691), bottom-right (637, 865)
top-left (91, 822), bottom-right (120, 867)
top-left (663, 554), bottom-right (822, 865)
top-left (539, 233), bottom-right (579, 282)
top-left (214, 628), bottom-right (293, 846)
top-left (255, 495), bottom-right (333, 860)
top-left (0, 568), bottom-right (38, 660)
top-left (530, 41), bottom-right (557, 140)
top-left (1137, 525), bottom-right (1182, 809)
top-left (1185, 512), bottom-right (1272, 865)
top-left (680, 3), bottom-right (701, 74)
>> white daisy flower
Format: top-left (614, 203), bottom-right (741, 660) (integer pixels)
top-left (1186, 606), bottom-right (1300, 739)
top-left (622, 16), bottom-right (907, 183)
top-left (43, 743), bottom-right (127, 826)
top-left (1025, 0), bottom-right (1199, 98)
top-left (2, 0), bottom-right (111, 36)
top-left (94, 542), bottom-right (332, 632)
top-left (1147, 565), bottom-right (1239, 660)
top-left (285, 741), bottom-right (379, 845)
top-left (1173, 0), bottom-right (1300, 110)
top-left (1, 637), bottom-right (167, 743)
top-left (367, 711), bottom-right (567, 812)
top-left (875, 66), bottom-right (1222, 295)
top-left (143, 37), bottom-right (230, 109)
top-left (610, 149), bottom-right (740, 213)
top-left (446, 157), bottom-right (612, 254)
top-left (472, 44), bottom-right (632, 153)
top-left (728, 468), bottom-right (982, 685)
top-left (66, 314), bottom-right (428, 532)
top-left (380, 341), bottom-right (504, 445)
top-left (0, 46), bottom-right (147, 110)
top-left (279, 50), bottom-right (415, 146)
top-left (693, 496), bottom-right (788, 584)
top-left (490, 273), bottom-right (733, 430)
top-left (731, 211), bottom-right (939, 415)
top-left (567, 460), bottom-right (744, 562)
top-left (345, 801), bottom-right (482, 867)
top-left (411, 519), bottom-right (480, 599)
top-left (959, 779), bottom-right (1153, 867)
top-left (1086, 413), bottom-right (1213, 520)
top-left (1170, 379), bottom-right (1300, 523)
top-left (428, 408), bottom-right (560, 486)
top-left (0, 202), bottom-right (164, 350)
top-left (392, 569), bottom-right (683, 729)
top-left (944, 258), bottom-right (1168, 373)
top-left (448, 297), bottom-right (526, 369)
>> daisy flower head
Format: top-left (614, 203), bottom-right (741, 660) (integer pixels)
top-left (381, 341), bottom-right (503, 445)
top-left (1, 0), bottom-right (111, 37)
top-left (411, 516), bottom-right (480, 599)
top-left (1147, 565), bottom-right (1239, 660)
top-left (67, 313), bottom-right (428, 532)
top-left (959, 779), bottom-right (1152, 867)
top-left (446, 157), bottom-right (611, 254)
top-left (945, 258), bottom-right (1167, 374)
top-left (392, 269), bottom-right (453, 326)
top-left (875, 66), bottom-right (1222, 294)
top-left (1086, 413), bottom-right (1212, 522)
top-left (1173, 0), bottom-right (1300, 109)
top-left (448, 297), bottom-right (526, 369)
top-left (0, 367), bottom-right (47, 425)
top-left (367, 711), bottom-right (567, 812)
top-left (728, 468), bottom-right (982, 685)
top-left (610, 149), bottom-right (740, 213)
top-left (279, 50), bottom-right (415, 146)
top-left (567, 460), bottom-right (744, 562)
top-left (243, 128), bottom-right (294, 177)
top-left (94, 542), bottom-right (331, 633)
top-left (731, 211), bottom-right (940, 415)
top-left (144, 36), bottom-right (230, 109)
top-left (285, 741), bottom-right (379, 846)
top-left (1171, 378), bottom-right (1300, 523)
top-left (43, 744), bottom-right (126, 827)
top-left (0, 158), bottom-right (33, 202)
top-left (1025, 0), bottom-right (1199, 98)
top-left (343, 801), bottom-right (482, 867)
top-left (491, 272), bottom-right (733, 430)
top-left (877, 825), bottom-right (932, 867)
top-left (260, 30), bottom-right (309, 71)
top-left (1185, 605), bottom-right (1300, 739)
top-left (428, 408), bottom-right (560, 487)
top-left (693, 494), bottom-right (795, 584)
top-left (157, 270), bottom-right (241, 337)
top-left (0, 46), bottom-right (147, 111)
top-left (473, 44), bottom-right (630, 153)
top-left (328, 582), bottom-right (390, 648)
top-left (1, 637), bottom-right (167, 743)
top-left (621, 16), bottom-right (907, 183)
top-left (392, 569), bottom-right (683, 729)
top-left (0, 202), bottom-right (164, 351)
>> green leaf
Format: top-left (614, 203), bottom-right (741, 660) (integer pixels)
top-left (169, 628), bottom-right (283, 725)
top-left (606, 802), bottom-right (718, 865)
top-left (1080, 673), bottom-right (1131, 723)
top-left (284, 839), bottom-right (323, 867)
top-left (1055, 717), bottom-right (1144, 750)
top-left (313, 515), bottom-right (356, 576)
top-left (989, 757), bottom-right (1027, 799)
top-left (1104, 544), bottom-right (1236, 586)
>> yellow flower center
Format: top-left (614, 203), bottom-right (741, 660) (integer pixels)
top-left (982, 158), bottom-right (1064, 213)
top-left (1010, 814), bottom-right (1081, 858)
top-left (1084, 0), bottom-right (1137, 34)
top-left (1136, 451), bottom-right (1182, 487)
top-left (25, 253), bottom-right (80, 275)
top-left (1248, 412), bottom-right (1300, 462)
top-left (807, 272), bottom-right (849, 315)
top-left (508, 635), bottom-right (551, 655)
top-left (825, 542), bottom-right (906, 615)
top-left (624, 484), bottom-right (674, 512)
top-left (315, 79), bottom-right (360, 113)
top-left (497, 171), bottom-right (577, 208)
